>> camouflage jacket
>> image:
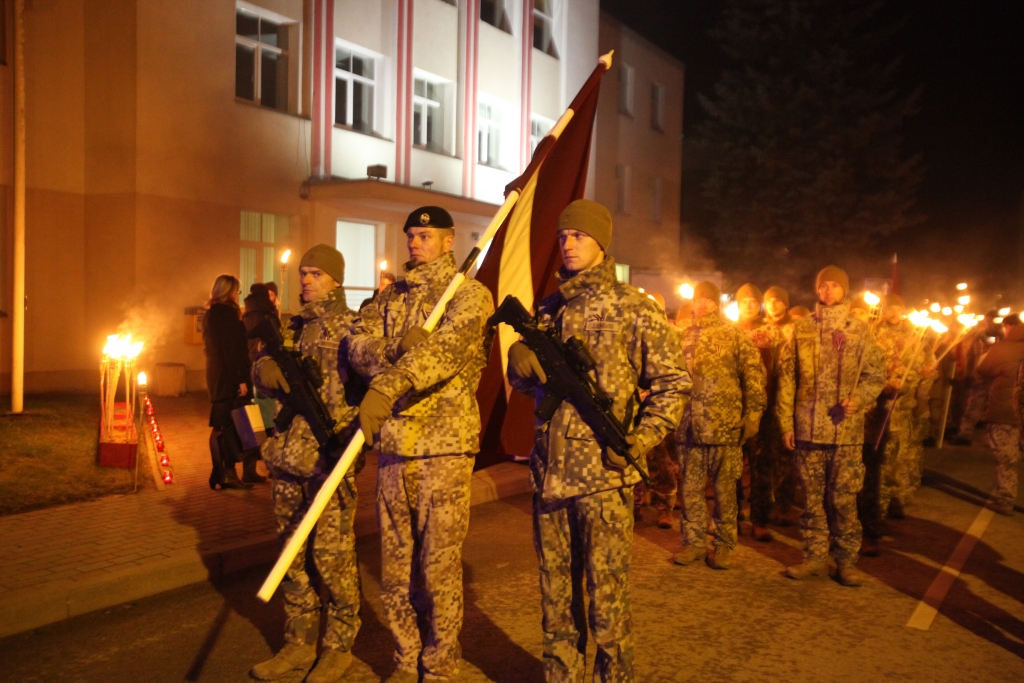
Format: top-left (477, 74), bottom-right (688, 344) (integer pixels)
top-left (346, 252), bottom-right (494, 457)
top-left (253, 287), bottom-right (362, 478)
top-left (508, 257), bottom-right (690, 502)
top-left (776, 300), bottom-right (886, 446)
top-left (679, 311), bottom-right (767, 445)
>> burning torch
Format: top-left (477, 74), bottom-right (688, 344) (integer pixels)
top-left (280, 249), bottom-right (291, 312)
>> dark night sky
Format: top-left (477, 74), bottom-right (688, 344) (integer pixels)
top-left (601, 0), bottom-right (1024, 303)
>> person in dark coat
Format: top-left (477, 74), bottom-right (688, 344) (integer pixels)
top-left (243, 283), bottom-right (282, 454)
top-left (203, 274), bottom-right (254, 490)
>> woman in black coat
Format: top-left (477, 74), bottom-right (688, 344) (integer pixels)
top-left (203, 274), bottom-right (254, 489)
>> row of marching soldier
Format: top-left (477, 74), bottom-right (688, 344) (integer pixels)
top-left (241, 199), bottom-right (1017, 683)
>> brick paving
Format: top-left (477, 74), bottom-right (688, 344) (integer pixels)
top-left (0, 392), bottom-right (530, 637)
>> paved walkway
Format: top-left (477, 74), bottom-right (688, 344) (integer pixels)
top-left (0, 393), bottom-right (530, 638)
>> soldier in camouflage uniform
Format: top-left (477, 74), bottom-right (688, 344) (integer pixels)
top-left (763, 286), bottom-right (800, 524)
top-left (250, 244), bottom-right (364, 683)
top-left (734, 283), bottom-right (779, 542)
top-left (776, 266), bottom-right (885, 586)
top-left (507, 200), bottom-right (688, 683)
top-left (675, 281), bottom-right (766, 568)
top-left (346, 206), bottom-right (493, 682)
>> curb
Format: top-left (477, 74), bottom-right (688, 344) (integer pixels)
top-left (0, 462), bottom-right (532, 639)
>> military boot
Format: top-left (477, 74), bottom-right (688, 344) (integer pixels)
top-left (708, 546), bottom-right (731, 570)
top-left (384, 669), bottom-right (420, 683)
top-left (836, 565), bottom-right (867, 587)
top-left (887, 498), bottom-right (905, 519)
top-left (752, 524), bottom-right (773, 542)
top-left (860, 537), bottom-right (880, 557)
top-left (656, 507), bottom-right (673, 529)
top-left (250, 643), bottom-right (317, 680)
top-left (986, 500), bottom-right (1015, 516)
top-left (306, 649), bottom-right (354, 683)
top-left (785, 559), bottom-right (827, 580)
top-left (672, 545), bottom-right (707, 566)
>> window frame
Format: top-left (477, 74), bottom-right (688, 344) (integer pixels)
top-left (533, 0), bottom-right (559, 58)
top-left (651, 82), bottom-right (665, 132)
top-left (530, 114), bottom-right (553, 157)
top-left (618, 64), bottom-right (635, 117)
top-left (334, 41), bottom-right (379, 134)
top-left (235, 3), bottom-right (294, 113)
top-left (413, 72), bottom-right (448, 154)
top-left (480, 0), bottom-right (513, 34)
top-left (477, 97), bottom-right (506, 170)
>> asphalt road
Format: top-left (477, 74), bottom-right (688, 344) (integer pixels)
top-left (1, 446), bottom-right (1022, 683)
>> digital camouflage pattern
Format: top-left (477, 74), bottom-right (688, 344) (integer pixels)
top-left (377, 452), bottom-right (474, 678)
top-left (254, 287), bottom-right (362, 477)
top-left (765, 312), bottom-right (800, 515)
top-left (252, 286), bottom-right (363, 653)
top-left (347, 250), bottom-right (492, 679)
top-left (737, 315), bottom-right (783, 525)
top-left (643, 433), bottom-right (680, 512)
top-left (346, 251), bottom-right (494, 458)
top-left (795, 445), bottom-right (865, 566)
top-left (273, 472), bottom-right (360, 650)
top-left (508, 257), bottom-right (687, 683)
top-left (776, 300), bottom-right (886, 446)
top-left (986, 424), bottom-right (1021, 507)
top-left (533, 487), bottom-right (635, 683)
top-left (678, 445), bottom-right (743, 550)
top-left (508, 257), bottom-right (690, 502)
top-left (677, 309), bottom-right (766, 546)
top-left (678, 311), bottom-right (767, 446)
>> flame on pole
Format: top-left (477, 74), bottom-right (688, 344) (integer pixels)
top-left (99, 334), bottom-right (144, 468)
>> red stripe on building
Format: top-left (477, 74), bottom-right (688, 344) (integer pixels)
top-left (323, 0), bottom-right (335, 177)
top-left (462, 0), bottom-right (478, 197)
top-left (310, 0), bottom-right (323, 177)
top-left (404, 0), bottom-right (414, 184)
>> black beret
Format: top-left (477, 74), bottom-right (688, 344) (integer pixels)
top-left (403, 206), bottom-right (454, 232)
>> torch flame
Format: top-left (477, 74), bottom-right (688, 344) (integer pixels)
top-left (942, 307), bottom-right (953, 316)
top-left (929, 302), bottom-right (941, 313)
top-left (725, 301), bottom-right (740, 322)
top-left (281, 249), bottom-right (291, 264)
top-left (954, 305), bottom-right (964, 313)
top-left (999, 307), bottom-right (1011, 316)
top-left (379, 260), bottom-right (388, 272)
top-left (863, 291), bottom-right (881, 306)
top-left (137, 371), bottom-right (147, 386)
top-left (956, 282), bottom-right (968, 291)
top-left (931, 321), bottom-right (949, 334)
top-left (678, 283), bottom-right (694, 300)
top-left (957, 295), bottom-right (970, 305)
top-left (103, 334), bottom-right (144, 359)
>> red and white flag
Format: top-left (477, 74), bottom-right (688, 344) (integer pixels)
top-left (474, 55), bottom-right (612, 465)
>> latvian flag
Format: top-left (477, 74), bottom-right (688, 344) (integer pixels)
top-left (474, 55), bottom-right (612, 466)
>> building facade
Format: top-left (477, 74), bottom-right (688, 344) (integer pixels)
top-left (0, 0), bottom-right (682, 394)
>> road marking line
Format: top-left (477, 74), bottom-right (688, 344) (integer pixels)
top-left (906, 506), bottom-right (995, 631)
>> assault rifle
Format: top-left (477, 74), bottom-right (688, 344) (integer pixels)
top-left (490, 295), bottom-right (652, 486)
top-left (248, 317), bottom-right (341, 455)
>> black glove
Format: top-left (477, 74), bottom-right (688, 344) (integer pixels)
top-left (508, 342), bottom-right (547, 383)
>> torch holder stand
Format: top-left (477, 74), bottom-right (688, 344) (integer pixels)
top-left (98, 355), bottom-right (140, 469)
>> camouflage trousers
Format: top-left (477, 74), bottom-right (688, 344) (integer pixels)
top-left (794, 445), bottom-right (865, 567)
top-left (377, 452), bottom-right (474, 680)
top-left (909, 416), bottom-right (931, 493)
top-left (533, 487), bottom-right (634, 683)
top-left (678, 444), bottom-right (742, 550)
top-left (881, 409), bottom-right (916, 511)
top-left (745, 420), bottom-right (775, 525)
top-left (272, 471), bottom-right (360, 651)
top-left (634, 435), bottom-right (679, 512)
top-left (985, 424), bottom-right (1021, 507)
top-left (956, 377), bottom-right (989, 438)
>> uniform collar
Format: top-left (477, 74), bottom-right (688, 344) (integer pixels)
top-left (736, 315), bottom-right (764, 331)
top-left (766, 311), bottom-right (792, 327)
top-left (403, 252), bottom-right (456, 289)
top-left (694, 310), bottom-right (723, 328)
top-left (557, 256), bottom-right (617, 302)
top-left (814, 299), bottom-right (851, 329)
top-left (299, 285), bottom-right (348, 321)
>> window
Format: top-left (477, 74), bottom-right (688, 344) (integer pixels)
top-left (478, 100), bottom-right (504, 169)
top-left (530, 115), bottom-right (553, 157)
top-left (235, 7), bottom-right (290, 112)
top-left (649, 177), bottom-right (663, 222)
top-left (335, 45), bottom-right (376, 133)
top-left (336, 221), bottom-right (377, 310)
top-left (240, 211), bottom-right (291, 302)
top-left (481, 0), bottom-right (512, 33)
top-left (413, 76), bottom-right (446, 153)
top-left (618, 65), bottom-right (634, 117)
top-left (615, 164), bottom-right (631, 215)
top-left (651, 83), bottom-right (665, 131)
top-left (533, 0), bottom-right (558, 58)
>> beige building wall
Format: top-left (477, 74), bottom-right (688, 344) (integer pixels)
top-left (0, 1), bottom-right (681, 395)
top-left (595, 12), bottom-right (684, 301)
